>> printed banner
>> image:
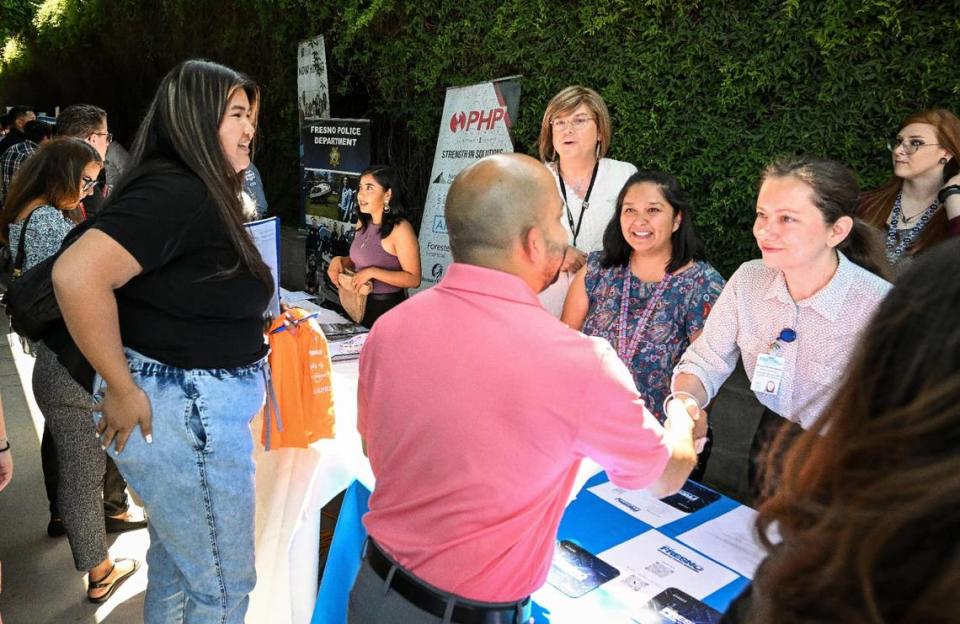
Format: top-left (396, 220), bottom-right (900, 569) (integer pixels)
top-left (301, 120), bottom-right (372, 177)
top-left (415, 76), bottom-right (522, 291)
top-left (301, 119), bottom-right (371, 304)
top-left (297, 35), bottom-right (330, 122)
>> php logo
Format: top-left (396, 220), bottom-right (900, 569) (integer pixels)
top-left (431, 263), bottom-right (444, 281)
top-left (432, 215), bottom-right (447, 234)
top-left (449, 108), bottom-right (507, 133)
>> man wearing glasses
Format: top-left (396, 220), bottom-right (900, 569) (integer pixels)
top-left (56, 104), bottom-right (113, 217)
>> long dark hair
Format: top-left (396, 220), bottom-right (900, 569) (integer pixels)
top-left (599, 171), bottom-right (705, 273)
top-left (106, 59), bottom-right (271, 287)
top-left (751, 238), bottom-right (960, 623)
top-left (357, 164), bottom-right (407, 239)
top-left (763, 156), bottom-right (891, 280)
top-left (859, 108), bottom-right (960, 257)
top-left (0, 137), bottom-right (101, 244)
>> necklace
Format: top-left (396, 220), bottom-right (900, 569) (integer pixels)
top-left (899, 209), bottom-right (922, 224)
top-left (886, 190), bottom-right (938, 263)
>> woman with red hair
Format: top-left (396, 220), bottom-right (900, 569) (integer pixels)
top-left (859, 108), bottom-right (960, 269)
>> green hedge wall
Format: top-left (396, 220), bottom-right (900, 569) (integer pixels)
top-left (2, 0), bottom-right (958, 275)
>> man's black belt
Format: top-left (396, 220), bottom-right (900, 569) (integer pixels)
top-left (365, 539), bottom-right (531, 624)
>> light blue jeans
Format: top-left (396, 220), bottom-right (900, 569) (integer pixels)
top-left (93, 348), bottom-right (266, 624)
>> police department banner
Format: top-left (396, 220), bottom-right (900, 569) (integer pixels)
top-left (416, 76), bottom-right (522, 291)
top-left (300, 119), bottom-right (371, 303)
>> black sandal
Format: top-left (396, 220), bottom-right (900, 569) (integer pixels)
top-left (87, 558), bottom-right (140, 604)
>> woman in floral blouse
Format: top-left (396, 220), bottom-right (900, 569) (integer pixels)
top-left (562, 170), bottom-right (724, 424)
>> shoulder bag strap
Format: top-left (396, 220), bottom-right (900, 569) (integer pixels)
top-left (12, 208), bottom-right (37, 278)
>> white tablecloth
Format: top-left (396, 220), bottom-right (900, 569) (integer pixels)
top-left (247, 305), bottom-right (374, 624)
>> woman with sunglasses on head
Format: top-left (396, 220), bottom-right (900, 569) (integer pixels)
top-left (53, 60), bottom-right (274, 623)
top-left (327, 164), bottom-right (421, 328)
top-left (859, 108), bottom-right (960, 270)
top-left (670, 157), bottom-right (892, 502)
top-left (0, 137), bottom-right (140, 603)
top-left (562, 171), bottom-right (725, 428)
top-left (537, 86), bottom-right (638, 316)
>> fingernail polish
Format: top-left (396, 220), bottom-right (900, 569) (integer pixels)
top-left (145, 434), bottom-right (153, 444)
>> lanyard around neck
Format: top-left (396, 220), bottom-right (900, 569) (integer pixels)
top-left (617, 267), bottom-right (672, 364)
top-left (558, 159), bottom-right (600, 247)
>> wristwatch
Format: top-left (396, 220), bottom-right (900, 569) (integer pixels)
top-left (938, 185), bottom-right (960, 203)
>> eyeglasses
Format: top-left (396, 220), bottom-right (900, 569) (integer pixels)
top-left (551, 116), bottom-right (595, 133)
top-left (81, 176), bottom-right (99, 192)
top-left (887, 137), bottom-right (940, 155)
top-left (91, 131), bottom-right (113, 144)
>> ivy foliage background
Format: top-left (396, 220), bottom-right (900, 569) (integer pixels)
top-left (2, 0), bottom-right (958, 275)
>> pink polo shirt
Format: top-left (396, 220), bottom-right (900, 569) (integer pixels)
top-left (358, 263), bottom-right (670, 602)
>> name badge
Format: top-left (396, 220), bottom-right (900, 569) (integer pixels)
top-left (751, 353), bottom-right (785, 395)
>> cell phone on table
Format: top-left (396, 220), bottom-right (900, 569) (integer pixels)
top-left (546, 539), bottom-right (620, 598)
top-left (635, 587), bottom-right (723, 624)
top-left (659, 480), bottom-right (720, 513)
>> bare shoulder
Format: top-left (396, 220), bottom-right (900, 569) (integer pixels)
top-left (385, 219), bottom-right (416, 240)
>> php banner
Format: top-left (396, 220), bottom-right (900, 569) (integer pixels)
top-left (416, 76), bottom-right (522, 291)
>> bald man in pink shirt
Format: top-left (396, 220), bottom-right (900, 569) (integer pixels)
top-left (349, 153), bottom-right (698, 624)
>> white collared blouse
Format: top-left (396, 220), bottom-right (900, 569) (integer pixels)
top-left (673, 252), bottom-right (892, 429)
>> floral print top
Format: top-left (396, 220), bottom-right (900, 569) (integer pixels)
top-left (8, 204), bottom-right (74, 271)
top-left (582, 252), bottom-right (725, 422)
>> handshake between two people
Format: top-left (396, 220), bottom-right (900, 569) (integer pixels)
top-left (646, 391), bottom-right (708, 499)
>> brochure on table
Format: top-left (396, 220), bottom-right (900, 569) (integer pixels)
top-left (676, 506), bottom-right (772, 580)
top-left (531, 476), bottom-right (759, 623)
top-left (588, 482), bottom-right (688, 528)
top-left (600, 530), bottom-right (738, 619)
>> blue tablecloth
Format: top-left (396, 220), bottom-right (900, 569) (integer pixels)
top-left (312, 474), bottom-right (752, 624)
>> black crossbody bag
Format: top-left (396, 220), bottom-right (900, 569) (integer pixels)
top-left (2, 218), bottom-right (98, 389)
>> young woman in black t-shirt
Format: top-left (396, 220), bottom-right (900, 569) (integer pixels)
top-left (53, 60), bottom-right (273, 623)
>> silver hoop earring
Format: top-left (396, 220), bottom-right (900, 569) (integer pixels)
top-left (939, 157), bottom-right (949, 165)
top-left (383, 202), bottom-right (391, 213)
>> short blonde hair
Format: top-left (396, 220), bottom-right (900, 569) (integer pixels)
top-left (538, 85), bottom-right (612, 162)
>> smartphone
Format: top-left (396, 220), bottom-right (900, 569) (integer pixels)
top-left (546, 540), bottom-right (620, 598)
top-left (635, 587), bottom-right (723, 624)
top-left (659, 481), bottom-right (720, 513)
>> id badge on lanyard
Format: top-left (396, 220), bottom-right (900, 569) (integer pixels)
top-left (751, 353), bottom-right (786, 395)
top-left (750, 328), bottom-right (796, 396)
